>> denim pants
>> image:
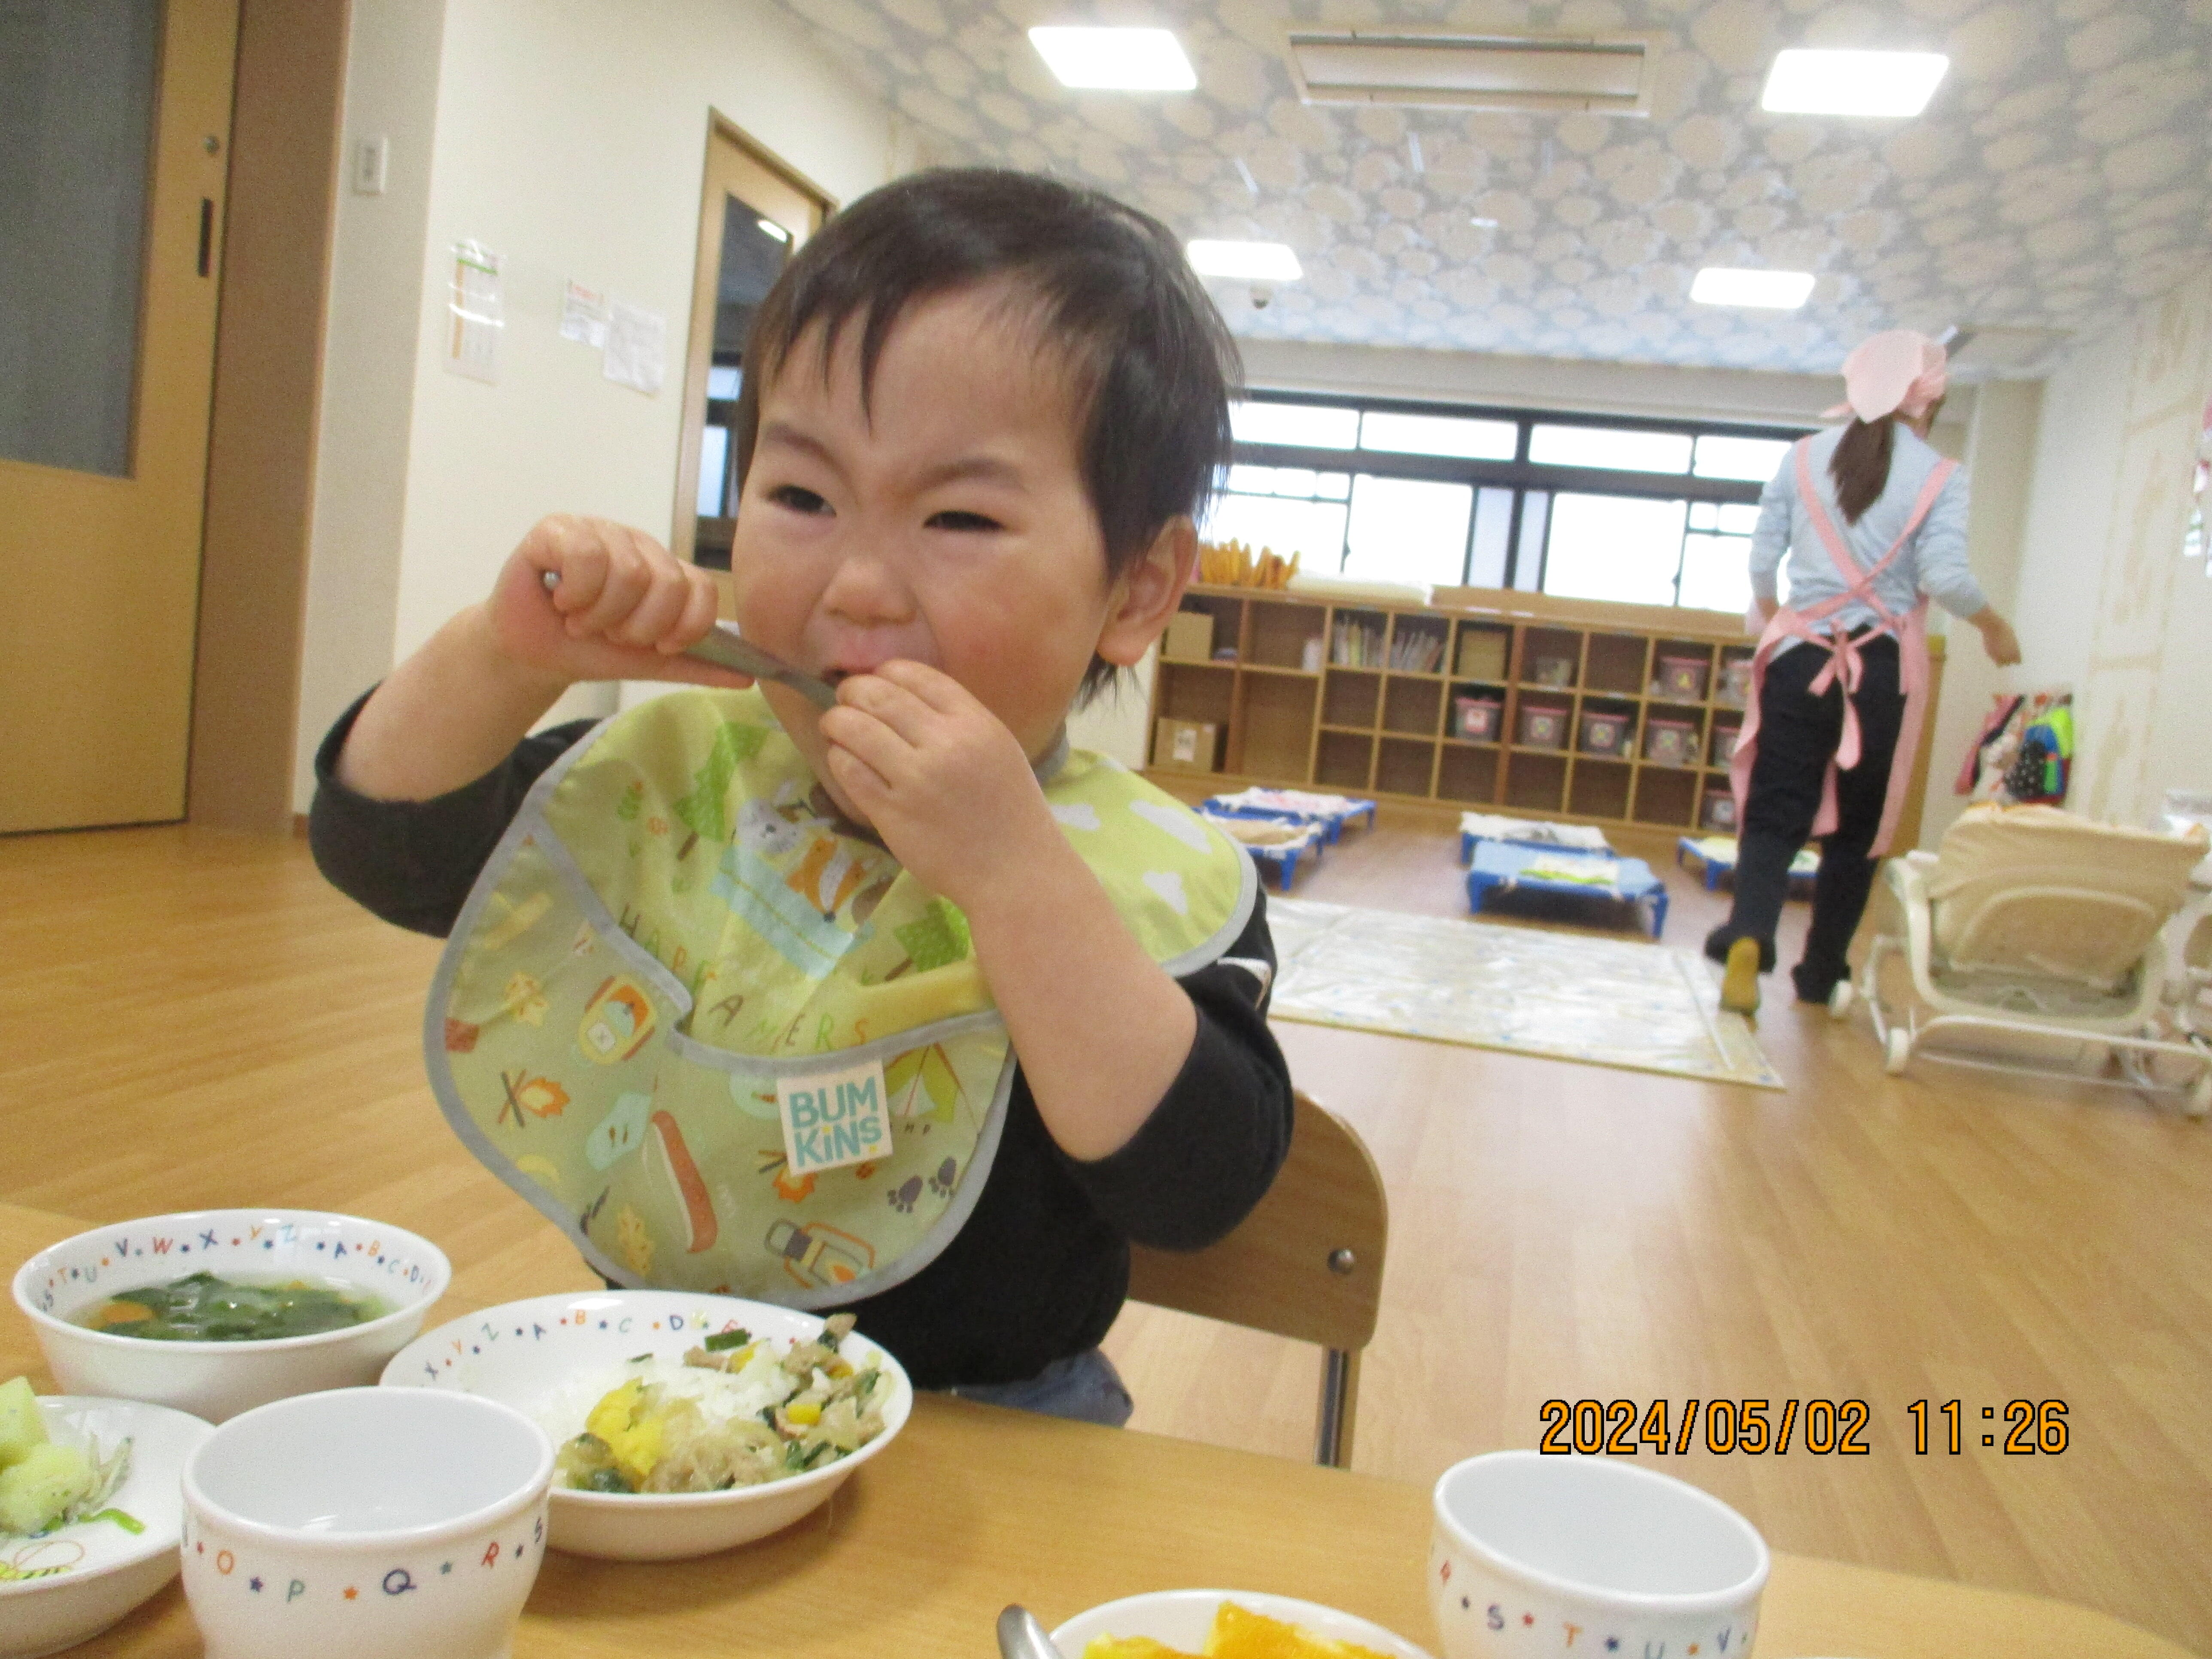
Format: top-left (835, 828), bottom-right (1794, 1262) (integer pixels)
top-left (942, 1347), bottom-right (1135, 1428)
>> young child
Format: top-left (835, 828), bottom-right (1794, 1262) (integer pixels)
top-left (310, 169), bottom-right (1293, 1425)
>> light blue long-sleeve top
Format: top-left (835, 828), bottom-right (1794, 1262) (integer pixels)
top-left (1749, 423), bottom-right (1987, 636)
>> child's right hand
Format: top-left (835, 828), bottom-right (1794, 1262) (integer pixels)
top-left (485, 514), bottom-right (752, 690)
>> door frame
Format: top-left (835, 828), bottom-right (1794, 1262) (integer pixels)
top-left (669, 114), bottom-right (835, 577)
top-left (188, 0), bottom-right (350, 832)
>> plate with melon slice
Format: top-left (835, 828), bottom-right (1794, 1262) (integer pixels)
top-left (1054, 1589), bottom-right (1435, 1659)
top-left (0, 1377), bottom-right (213, 1659)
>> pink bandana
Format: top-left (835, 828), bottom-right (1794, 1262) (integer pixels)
top-left (1823, 330), bottom-right (1948, 423)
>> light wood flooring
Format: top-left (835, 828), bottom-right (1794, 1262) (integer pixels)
top-left (2, 822), bottom-right (2207, 1651)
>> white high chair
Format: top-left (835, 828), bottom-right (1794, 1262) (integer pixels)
top-left (1835, 804), bottom-right (2212, 1116)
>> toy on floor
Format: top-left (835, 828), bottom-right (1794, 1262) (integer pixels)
top-left (1458, 812), bottom-right (1611, 864)
top-left (1201, 811), bottom-right (1324, 889)
top-left (1204, 787), bottom-right (1376, 844)
top-left (1675, 835), bottom-right (1820, 894)
top-left (1465, 841), bottom-right (1668, 939)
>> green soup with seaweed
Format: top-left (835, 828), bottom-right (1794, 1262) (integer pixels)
top-left (76, 1272), bottom-right (388, 1342)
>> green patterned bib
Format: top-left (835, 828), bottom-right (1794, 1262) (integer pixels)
top-left (426, 688), bottom-right (1254, 1307)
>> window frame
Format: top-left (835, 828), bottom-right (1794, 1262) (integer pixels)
top-left (1219, 389), bottom-right (1813, 607)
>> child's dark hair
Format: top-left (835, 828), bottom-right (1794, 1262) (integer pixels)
top-left (733, 168), bottom-right (1241, 695)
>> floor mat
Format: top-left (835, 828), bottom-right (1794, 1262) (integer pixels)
top-left (1267, 898), bottom-right (1784, 1090)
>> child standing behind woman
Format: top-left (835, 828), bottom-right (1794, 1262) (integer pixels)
top-left (1709, 329), bottom-right (2022, 1017)
top-left (310, 170), bottom-right (1292, 1426)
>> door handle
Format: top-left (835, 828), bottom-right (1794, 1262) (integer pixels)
top-left (197, 198), bottom-right (213, 276)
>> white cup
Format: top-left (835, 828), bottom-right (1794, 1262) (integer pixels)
top-left (182, 1388), bottom-right (554, 1659)
top-left (1429, 1451), bottom-right (1768, 1659)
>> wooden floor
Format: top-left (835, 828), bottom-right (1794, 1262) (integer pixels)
top-left (3, 822), bottom-right (2208, 1652)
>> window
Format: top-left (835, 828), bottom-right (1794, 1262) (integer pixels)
top-left (1467, 486), bottom-right (1515, 587)
top-left (1220, 394), bottom-right (1804, 605)
top-left (1528, 424), bottom-right (1692, 474)
top-left (1542, 495), bottom-right (1690, 605)
top-left (1693, 434), bottom-right (1790, 482)
top-left (1229, 400), bottom-right (1360, 449)
top-left (1202, 465), bottom-right (1351, 569)
top-left (1343, 476), bottom-right (1473, 586)
top-left (696, 427), bottom-right (731, 517)
top-left (1359, 410), bottom-right (1516, 460)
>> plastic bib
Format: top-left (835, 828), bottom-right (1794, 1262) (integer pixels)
top-left (426, 689), bottom-right (1254, 1307)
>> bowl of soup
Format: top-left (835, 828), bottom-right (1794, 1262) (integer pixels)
top-left (12, 1211), bottom-right (450, 1424)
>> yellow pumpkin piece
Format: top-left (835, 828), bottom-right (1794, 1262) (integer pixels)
top-left (583, 1379), bottom-right (664, 1486)
top-left (1082, 1637), bottom-right (1198, 1659)
top-left (785, 1400), bottom-right (822, 1426)
top-left (826, 1358), bottom-right (854, 1379)
top-left (1206, 1602), bottom-right (1398, 1659)
top-left (91, 1300), bottom-right (155, 1329)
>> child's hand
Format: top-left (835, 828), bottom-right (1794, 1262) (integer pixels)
top-left (818, 661), bottom-right (1060, 905)
top-left (486, 514), bottom-right (750, 689)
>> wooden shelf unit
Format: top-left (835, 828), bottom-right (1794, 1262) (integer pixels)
top-left (1147, 584), bottom-right (1948, 843)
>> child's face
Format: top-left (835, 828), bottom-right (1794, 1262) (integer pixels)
top-left (730, 286), bottom-right (1170, 817)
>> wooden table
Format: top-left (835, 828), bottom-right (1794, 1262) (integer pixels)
top-left (0, 1203), bottom-right (2187, 1659)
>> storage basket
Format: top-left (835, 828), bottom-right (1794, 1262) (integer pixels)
top-left (1454, 696), bottom-right (1503, 741)
top-left (1656, 655), bottom-right (1708, 699)
top-left (1518, 702), bottom-right (1569, 749)
top-left (1579, 709), bottom-right (1630, 757)
top-left (1644, 717), bottom-right (1695, 766)
top-left (1702, 788), bottom-right (1738, 830)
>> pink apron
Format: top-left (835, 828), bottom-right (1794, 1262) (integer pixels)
top-left (1728, 438), bottom-right (1957, 860)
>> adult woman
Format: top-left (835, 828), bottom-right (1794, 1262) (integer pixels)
top-left (1708, 330), bottom-right (2022, 1017)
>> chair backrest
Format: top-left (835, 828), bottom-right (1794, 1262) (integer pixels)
top-left (1127, 1090), bottom-right (1387, 1359)
top-left (1929, 805), bottom-right (2208, 989)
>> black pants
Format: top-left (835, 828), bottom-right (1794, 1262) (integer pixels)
top-left (1715, 633), bottom-right (1904, 998)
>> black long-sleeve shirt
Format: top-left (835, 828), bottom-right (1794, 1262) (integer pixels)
top-left (308, 695), bottom-right (1293, 1388)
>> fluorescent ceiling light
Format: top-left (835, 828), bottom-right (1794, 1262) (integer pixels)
top-left (1691, 267), bottom-right (1816, 308)
top-left (1761, 49), bottom-right (1948, 118)
top-left (1187, 240), bottom-right (1303, 281)
top-left (1029, 26), bottom-right (1196, 91)
top-left (756, 217), bottom-right (790, 243)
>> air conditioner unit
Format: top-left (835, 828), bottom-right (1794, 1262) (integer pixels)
top-left (1286, 30), bottom-right (1657, 115)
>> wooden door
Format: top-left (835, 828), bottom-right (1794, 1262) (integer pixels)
top-left (0, 0), bottom-right (239, 832)
top-left (672, 118), bottom-right (831, 579)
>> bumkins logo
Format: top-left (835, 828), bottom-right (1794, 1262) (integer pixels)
top-left (777, 1062), bottom-right (893, 1176)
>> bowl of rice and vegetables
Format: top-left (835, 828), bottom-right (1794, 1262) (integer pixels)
top-left (380, 1291), bottom-right (911, 1560)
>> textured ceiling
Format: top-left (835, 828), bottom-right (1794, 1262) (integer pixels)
top-left (760, 0), bottom-right (2212, 377)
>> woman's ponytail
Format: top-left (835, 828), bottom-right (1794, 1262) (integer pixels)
top-left (1829, 416), bottom-right (1894, 525)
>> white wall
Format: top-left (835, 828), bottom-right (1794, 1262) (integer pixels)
top-left (2007, 269), bottom-right (2212, 826)
top-left (1919, 377), bottom-right (2041, 846)
top-left (295, 0), bottom-right (896, 809)
top-left (293, 0), bottom-right (447, 808)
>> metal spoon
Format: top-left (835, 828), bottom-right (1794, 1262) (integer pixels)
top-left (538, 568), bottom-right (838, 708)
top-left (997, 1604), bottom-right (1068, 1659)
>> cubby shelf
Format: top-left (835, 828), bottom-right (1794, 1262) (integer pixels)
top-left (1147, 584), bottom-right (1948, 840)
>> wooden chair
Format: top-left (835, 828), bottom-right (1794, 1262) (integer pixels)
top-left (1126, 1091), bottom-right (1389, 1468)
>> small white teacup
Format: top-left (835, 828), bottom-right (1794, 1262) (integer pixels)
top-left (1429, 1451), bottom-right (1768, 1659)
top-left (182, 1387), bottom-right (554, 1659)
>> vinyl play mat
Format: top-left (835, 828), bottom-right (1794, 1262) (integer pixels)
top-left (1267, 898), bottom-right (1783, 1091)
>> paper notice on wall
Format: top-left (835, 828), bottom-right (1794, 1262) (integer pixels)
top-left (559, 280), bottom-right (611, 348)
top-left (444, 240), bottom-right (502, 383)
top-left (602, 300), bottom-right (666, 395)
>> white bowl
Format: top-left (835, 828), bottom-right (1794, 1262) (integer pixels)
top-left (0, 1395), bottom-right (213, 1659)
top-left (1053, 1589), bottom-right (1435, 1657)
top-left (379, 1290), bottom-right (912, 1560)
top-left (181, 1388), bottom-right (552, 1659)
top-left (1428, 1451), bottom-right (1768, 1659)
top-left (12, 1209), bottom-right (450, 1424)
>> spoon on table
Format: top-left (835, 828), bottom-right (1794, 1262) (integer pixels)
top-left (538, 568), bottom-right (839, 708)
top-left (997, 1604), bottom-right (1070, 1659)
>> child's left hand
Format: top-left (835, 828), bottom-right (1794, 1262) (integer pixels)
top-left (818, 661), bottom-right (1059, 905)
